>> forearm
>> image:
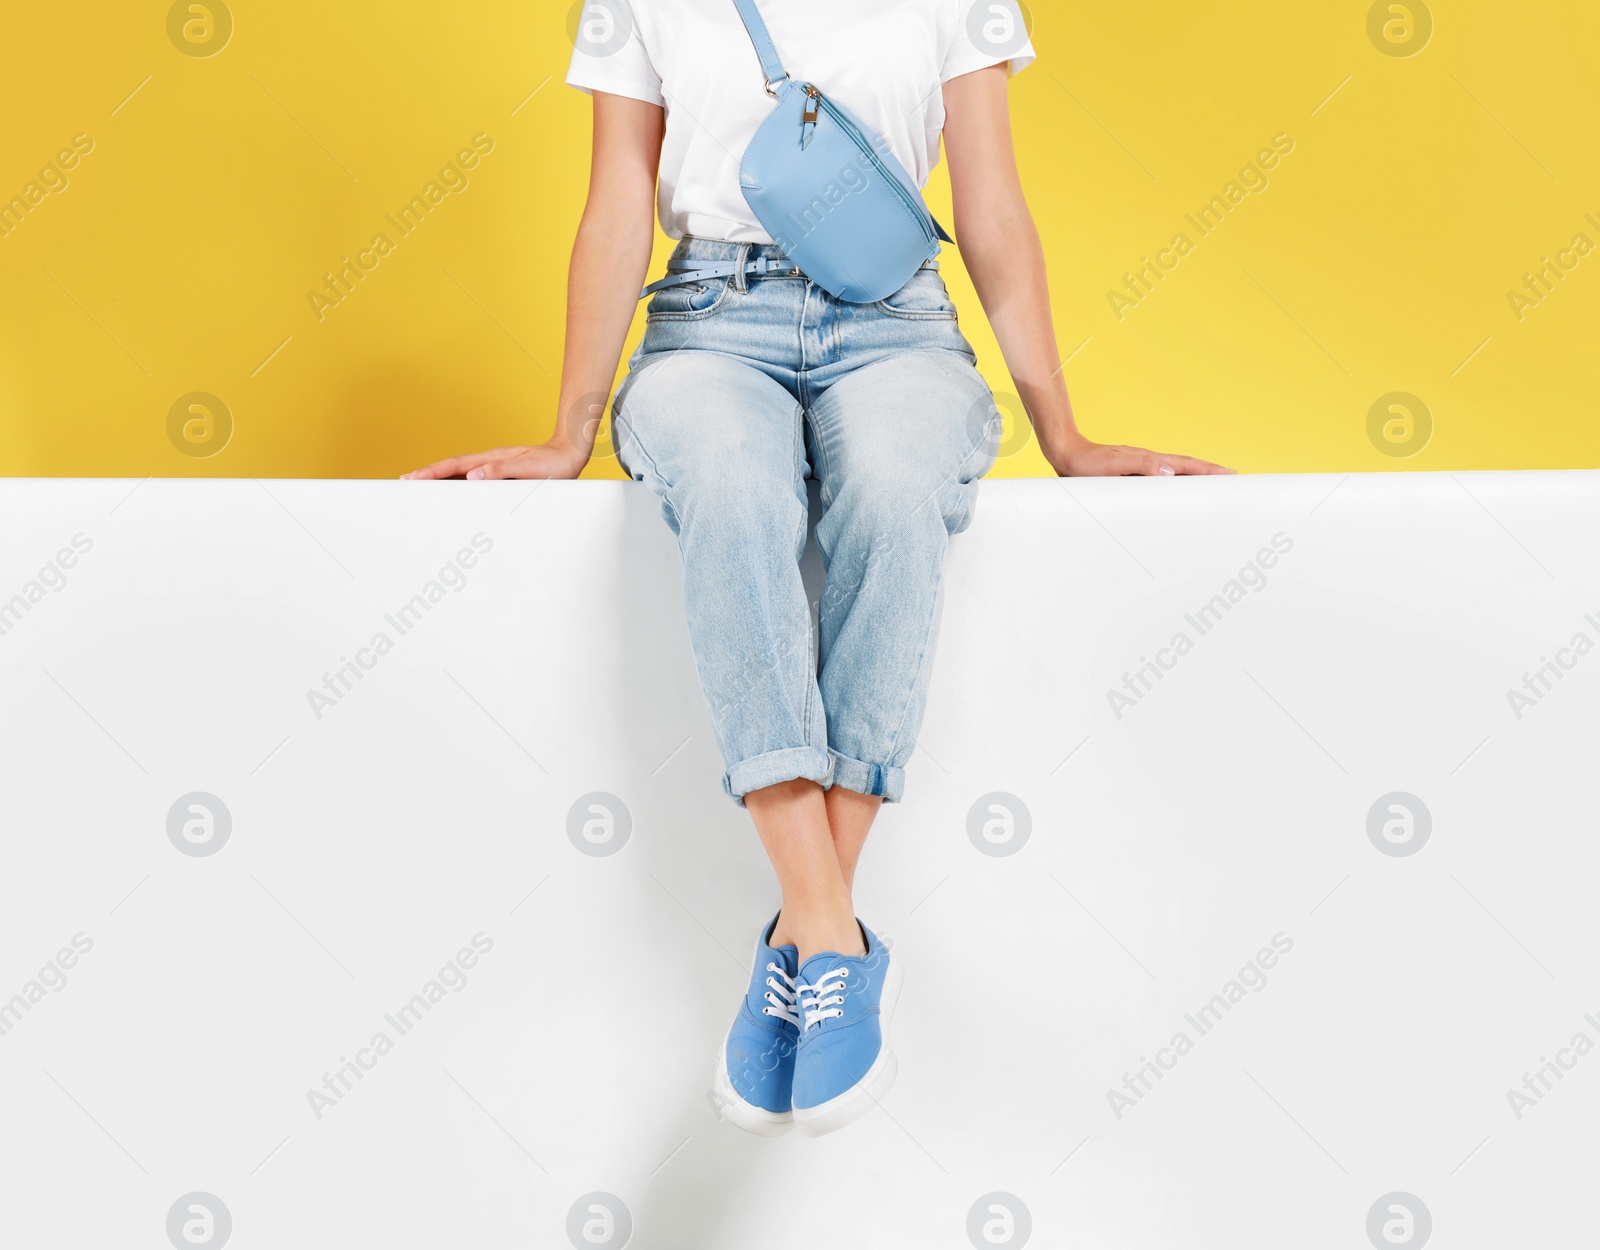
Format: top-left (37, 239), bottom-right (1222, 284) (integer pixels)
top-left (551, 194), bottom-right (656, 459)
top-left (960, 200), bottom-right (1085, 464)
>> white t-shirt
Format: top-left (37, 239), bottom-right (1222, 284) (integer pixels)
top-left (565, 0), bottom-right (1035, 242)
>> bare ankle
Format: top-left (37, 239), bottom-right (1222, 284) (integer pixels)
top-left (772, 907), bottom-right (865, 963)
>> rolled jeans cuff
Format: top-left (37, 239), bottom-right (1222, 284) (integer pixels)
top-left (723, 746), bottom-right (835, 806)
top-left (826, 748), bottom-right (905, 803)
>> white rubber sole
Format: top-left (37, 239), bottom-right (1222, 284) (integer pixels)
top-left (709, 1042), bottom-right (794, 1137)
top-left (792, 945), bottom-right (903, 1137)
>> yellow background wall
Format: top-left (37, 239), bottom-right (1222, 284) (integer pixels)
top-left (1, 1), bottom-right (1595, 479)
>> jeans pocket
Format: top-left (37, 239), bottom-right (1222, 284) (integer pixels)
top-left (873, 268), bottom-right (958, 320)
top-left (645, 275), bottom-right (733, 321)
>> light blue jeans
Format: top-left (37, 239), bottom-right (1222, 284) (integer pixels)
top-left (614, 237), bottom-right (999, 805)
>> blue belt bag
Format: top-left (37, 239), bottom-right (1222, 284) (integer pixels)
top-left (642, 0), bottom-right (954, 304)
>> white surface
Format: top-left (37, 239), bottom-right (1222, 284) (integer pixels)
top-left (0, 472), bottom-right (1596, 1249)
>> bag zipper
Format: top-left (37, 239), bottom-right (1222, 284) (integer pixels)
top-left (800, 85), bottom-right (936, 249)
top-left (803, 85), bottom-right (821, 126)
top-left (801, 85), bottom-right (819, 149)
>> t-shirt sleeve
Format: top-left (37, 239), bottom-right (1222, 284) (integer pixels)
top-left (941, 0), bottom-right (1037, 81)
top-left (565, 3), bottom-right (664, 107)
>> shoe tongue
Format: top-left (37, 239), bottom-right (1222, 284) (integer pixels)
top-left (798, 948), bottom-right (852, 979)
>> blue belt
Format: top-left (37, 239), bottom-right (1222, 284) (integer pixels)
top-left (641, 254), bottom-right (938, 298)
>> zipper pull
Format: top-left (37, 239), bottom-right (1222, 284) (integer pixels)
top-left (801, 85), bottom-right (820, 149)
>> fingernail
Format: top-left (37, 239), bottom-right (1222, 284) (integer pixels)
top-left (467, 469), bottom-right (484, 480)
top-left (1159, 465), bottom-right (1176, 476)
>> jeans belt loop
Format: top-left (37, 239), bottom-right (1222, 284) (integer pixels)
top-left (732, 241), bottom-right (753, 293)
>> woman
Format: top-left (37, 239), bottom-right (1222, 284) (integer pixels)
top-left (406, 0), bottom-right (1229, 1137)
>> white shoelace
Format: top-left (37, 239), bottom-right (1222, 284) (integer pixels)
top-left (797, 966), bottom-right (850, 1031)
top-left (761, 962), bottom-right (800, 1028)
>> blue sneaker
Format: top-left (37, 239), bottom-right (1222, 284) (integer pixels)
top-left (791, 921), bottom-right (902, 1136)
top-left (709, 915), bottom-right (800, 1136)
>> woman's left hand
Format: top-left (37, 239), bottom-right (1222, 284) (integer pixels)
top-left (1045, 433), bottom-right (1234, 477)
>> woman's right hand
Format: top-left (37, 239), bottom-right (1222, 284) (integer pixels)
top-left (401, 440), bottom-right (589, 481)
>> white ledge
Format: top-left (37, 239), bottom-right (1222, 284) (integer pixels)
top-left (0, 471), bottom-right (1594, 1245)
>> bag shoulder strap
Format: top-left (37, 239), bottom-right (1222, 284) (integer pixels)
top-left (730, 0), bottom-right (788, 89)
